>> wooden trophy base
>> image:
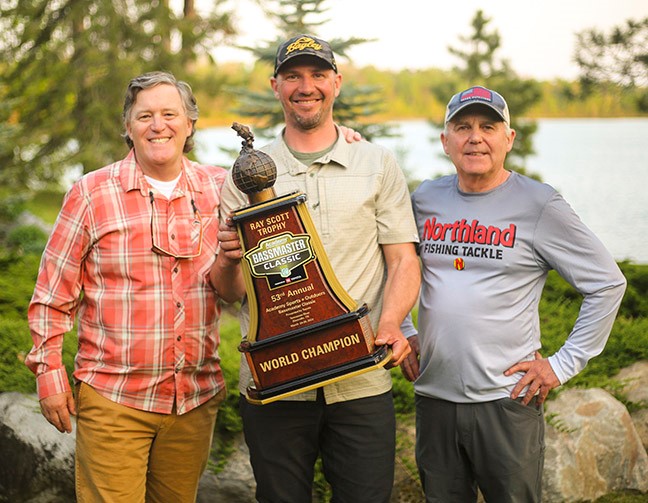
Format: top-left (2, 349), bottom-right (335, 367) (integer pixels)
top-left (246, 346), bottom-right (392, 405)
top-left (240, 306), bottom-right (392, 405)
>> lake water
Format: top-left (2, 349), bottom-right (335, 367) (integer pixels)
top-left (194, 118), bottom-right (648, 264)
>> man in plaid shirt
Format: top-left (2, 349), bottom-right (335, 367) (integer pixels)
top-left (26, 71), bottom-right (227, 502)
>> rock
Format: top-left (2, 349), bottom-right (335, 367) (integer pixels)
top-left (198, 433), bottom-right (255, 503)
top-left (616, 360), bottom-right (648, 404)
top-left (0, 391), bottom-right (259, 503)
top-left (543, 387), bottom-right (648, 502)
top-left (630, 409), bottom-right (648, 452)
top-left (0, 393), bottom-right (75, 503)
top-left (615, 360), bottom-right (648, 450)
top-left (4, 378), bottom-right (648, 503)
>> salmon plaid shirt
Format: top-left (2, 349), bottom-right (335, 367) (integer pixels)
top-left (26, 150), bottom-right (227, 415)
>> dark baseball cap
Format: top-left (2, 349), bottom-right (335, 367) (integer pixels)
top-left (274, 34), bottom-right (337, 77)
top-left (444, 86), bottom-right (510, 125)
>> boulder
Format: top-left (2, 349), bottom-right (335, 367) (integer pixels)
top-left (3, 381), bottom-right (648, 503)
top-left (543, 387), bottom-right (648, 502)
top-left (0, 393), bottom-right (75, 503)
top-left (197, 433), bottom-right (255, 503)
top-left (615, 360), bottom-right (648, 450)
top-left (0, 391), bottom-right (257, 503)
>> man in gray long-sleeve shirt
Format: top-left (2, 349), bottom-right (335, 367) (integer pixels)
top-left (400, 85), bottom-right (627, 503)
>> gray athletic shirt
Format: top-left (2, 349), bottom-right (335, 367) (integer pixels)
top-left (410, 171), bottom-right (626, 403)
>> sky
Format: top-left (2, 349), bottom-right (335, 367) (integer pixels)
top-left (195, 0), bottom-right (647, 81)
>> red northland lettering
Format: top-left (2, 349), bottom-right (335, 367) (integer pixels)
top-left (423, 217), bottom-right (516, 247)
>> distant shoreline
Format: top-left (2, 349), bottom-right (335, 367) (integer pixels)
top-left (197, 114), bottom-right (648, 128)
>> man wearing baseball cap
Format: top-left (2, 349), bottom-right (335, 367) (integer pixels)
top-left (400, 85), bottom-right (626, 502)
top-left (273, 34), bottom-right (338, 76)
top-left (212, 35), bottom-right (420, 502)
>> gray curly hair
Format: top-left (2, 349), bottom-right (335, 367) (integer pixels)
top-left (122, 71), bottom-right (199, 153)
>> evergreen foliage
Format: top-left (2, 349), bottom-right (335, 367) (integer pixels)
top-left (6, 225), bottom-right (48, 255)
top-left (434, 10), bottom-right (542, 176)
top-left (575, 17), bottom-right (648, 111)
top-left (0, 253), bottom-right (41, 321)
top-left (0, 318), bottom-right (35, 393)
top-left (228, 0), bottom-right (396, 141)
top-left (0, 0), bottom-right (235, 192)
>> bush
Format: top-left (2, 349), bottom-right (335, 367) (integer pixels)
top-left (210, 309), bottom-right (245, 472)
top-left (0, 190), bottom-right (27, 223)
top-left (0, 252), bottom-right (78, 394)
top-left (6, 225), bottom-right (48, 255)
top-left (617, 261), bottom-right (648, 318)
top-left (0, 314), bottom-right (79, 395)
top-left (0, 318), bottom-right (36, 393)
top-left (0, 253), bottom-right (41, 320)
top-left (540, 269), bottom-right (648, 391)
top-left (392, 367), bottom-right (416, 416)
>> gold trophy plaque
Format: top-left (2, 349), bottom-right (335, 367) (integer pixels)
top-left (229, 123), bottom-right (391, 404)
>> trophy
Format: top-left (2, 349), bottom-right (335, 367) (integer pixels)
top-left (229, 123), bottom-right (392, 404)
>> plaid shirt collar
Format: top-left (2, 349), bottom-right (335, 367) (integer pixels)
top-left (119, 149), bottom-right (205, 197)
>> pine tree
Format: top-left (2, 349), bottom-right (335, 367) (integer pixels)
top-left (230, 0), bottom-right (395, 141)
top-left (434, 10), bottom-right (541, 174)
top-left (574, 17), bottom-right (648, 111)
top-left (448, 10), bottom-right (502, 82)
top-left (0, 0), bottom-right (234, 190)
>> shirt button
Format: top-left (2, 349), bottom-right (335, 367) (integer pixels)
top-left (176, 302), bottom-right (182, 308)
top-left (171, 234), bottom-right (176, 240)
top-left (173, 267), bottom-right (179, 273)
top-left (177, 336), bottom-right (181, 341)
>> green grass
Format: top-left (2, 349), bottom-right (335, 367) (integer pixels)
top-left (593, 491), bottom-right (647, 503)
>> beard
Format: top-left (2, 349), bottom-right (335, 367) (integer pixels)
top-left (293, 109), bottom-right (324, 130)
top-left (285, 94), bottom-right (334, 132)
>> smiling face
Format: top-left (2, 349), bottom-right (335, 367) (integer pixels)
top-left (271, 56), bottom-right (341, 132)
top-left (441, 107), bottom-right (516, 192)
top-left (126, 84), bottom-right (192, 179)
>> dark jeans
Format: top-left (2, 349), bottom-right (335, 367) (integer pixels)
top-left (415, 394), bottom-right (545, 503)
top-left (239, 390), bottom-right (396, 503)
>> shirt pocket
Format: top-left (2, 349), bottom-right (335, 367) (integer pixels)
top-left (318, 176), bottom-right (377, 239)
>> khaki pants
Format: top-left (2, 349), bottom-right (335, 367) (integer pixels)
top-left (75, 382), bottom-right (225, 503)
